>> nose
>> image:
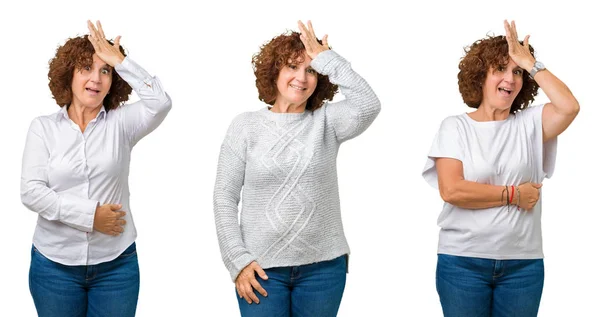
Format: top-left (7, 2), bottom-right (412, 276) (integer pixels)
top-left (503, 70), bottom-right (516, 84)
top-left (90, 69), bottom-right (102, 83)
top-left (296, 69), bottom-right (307, 82)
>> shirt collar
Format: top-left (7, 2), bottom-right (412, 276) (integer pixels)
top-left (59, 105), bottom-right (107, 122)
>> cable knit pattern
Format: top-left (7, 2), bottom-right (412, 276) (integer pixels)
top-left (214, 50), bottom-right (380, 281)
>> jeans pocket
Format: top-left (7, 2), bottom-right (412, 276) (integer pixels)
top-left (32, 245), bottom-right (49, 260)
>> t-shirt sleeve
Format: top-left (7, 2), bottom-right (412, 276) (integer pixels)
top-left (518, 104), bottom-right (557, 179)
top-left (422, 116), bottom-right (465, 189)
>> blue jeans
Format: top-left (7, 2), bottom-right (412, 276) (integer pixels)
top-left (436, 254), bottom-right (544, 317)
top-left (237, 255), bottom-right (347, 317)
top-left (29, 242), bottom-right (140, 317)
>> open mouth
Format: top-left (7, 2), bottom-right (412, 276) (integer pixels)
top-left (289, 84), bottom-right (307, 91)
top-left (498, 87), bottom-right (512, 96)
top-left (86, 88), bottom-right (101, 95)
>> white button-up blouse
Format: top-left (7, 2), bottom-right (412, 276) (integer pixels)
top-left (21, 57), bottom-right (172, 266)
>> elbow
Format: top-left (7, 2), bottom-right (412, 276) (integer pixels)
top-left (20, 185), bottom-right (39, 213)
top-left (439, 185), bottom-right (460, 205)
top-left (160, 93), bottom-right (173, 114)
top-left (570, 100), bottom-right (580, 117)
top-left (371, 95), bottom-right (382, 117)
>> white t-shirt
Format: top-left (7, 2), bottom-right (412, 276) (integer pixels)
top-left (423, 104), bottom-right (557, 259)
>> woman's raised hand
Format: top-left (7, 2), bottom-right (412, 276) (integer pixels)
top-left (298, 20), bottom-right (329, 59)
top-left (87, 20), bottom-right (125, 67)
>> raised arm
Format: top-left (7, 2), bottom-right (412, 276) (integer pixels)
top-left (299, 20), bottom-right (381, 142)
top-left (504, 20), bottom-right (579, 142)
top-left (87, 20), bottom-right (172, 145)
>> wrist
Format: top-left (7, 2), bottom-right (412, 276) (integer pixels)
top-left (523, 58), bottom-right (535, 73)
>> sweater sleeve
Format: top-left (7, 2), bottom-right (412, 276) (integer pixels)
top-left (310, 50), bottom-right (381, 142)
top-left (213, 116), bottom-right (257, 282)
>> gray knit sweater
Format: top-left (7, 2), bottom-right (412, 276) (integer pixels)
top-left (214, 50), bottom-right (380, 282)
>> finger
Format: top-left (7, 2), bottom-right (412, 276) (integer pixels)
top-left (235, 284), bottom-right (243, 298)
top-left (114, 225), bottom-right (124, 233)
top-left (307, 20), bottom-right (316, 38)
top-left (248, 287), bottom-right (260, 304)
top-left (114, 211), bottom-right (126, 219)
top-left (523, 35), bottom-right (530, 48)
top-left (297, 20), bottom-right (309, 37)
top-left (117, 219), bottom-right (127, 226)
top-left (87, 20), bottom-right (98, 38)
top-left (235, 282), bottom-right (244, 298)
top-left (250, 279), bottom-right (268, 297)
top-left (322, 34), bottom-right (329, 48)
top-left (114, 35), bottom-right (121, 48)
top-left (253, 264), bottom-right (268, 280)
top-left (96, 20), bottom-right (106, 39)
top-left (110, 204), bottom-right (122, 211)
top-left (243, 284), bottom-right (256, 304)
top-left (532, 183), bottom-right (543, 189)
top-left (503, 20), bottom-right (511, 38)
top-left (511, 20), bottom-right (519, 39)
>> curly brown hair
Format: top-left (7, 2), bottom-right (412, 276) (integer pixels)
top-left (252, 31), bottom-right (338, 111)
top-left (458, 35), bottom-right (539, 113)
top-left (48, 35), bottom-right (132, 111)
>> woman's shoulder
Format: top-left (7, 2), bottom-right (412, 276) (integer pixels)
top-left (438, 113), bottom-right (468, 130)
top-left (515, 103), bottom-right (546, 119)
top-left (29, 107), bottom-right (66, 128)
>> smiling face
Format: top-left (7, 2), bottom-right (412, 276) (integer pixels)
top-left (70, 53), bottom-right (113, 110)
top-left (480, 57), bottom-right (524, 111)
top-left (274, 51), bottom-right (318, 110)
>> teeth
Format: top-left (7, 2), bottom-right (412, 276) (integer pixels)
top-left (290, 84), bottom-right (305, 91)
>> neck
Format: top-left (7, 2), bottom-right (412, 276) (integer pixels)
top-left (469, 103), bottom-right (511, 122)
top-left (270, 100), bottom-right (306, 113)
top-left (68, 102), bottom-right (102, 132)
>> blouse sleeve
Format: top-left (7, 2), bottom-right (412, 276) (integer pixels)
top-left (20, 118), bottom-right (98, 232)
top-left (113, 57), bottom-right (172, 146)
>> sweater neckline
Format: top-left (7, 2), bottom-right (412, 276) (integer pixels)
top-left (260, 107), bottom-right (310, 122)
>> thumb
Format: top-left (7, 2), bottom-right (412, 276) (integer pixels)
top-left (114, 35), bottom-right (121, 48)
top-left (322, 34), bottom-right (329, 48)
top-left (523, 34), bottom-right (530, 48)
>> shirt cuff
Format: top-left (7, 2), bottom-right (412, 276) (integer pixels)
top-left (310, 50), bottom-right (346, 75)
top-left (60, 194), bottom-right (98, 232)
top-left (114, 56), bottom-right (155, 91)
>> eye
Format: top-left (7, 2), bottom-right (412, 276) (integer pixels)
top-left (288, 64), bottom-right (297, 70)
top-left (83, 65), bottom-right (91, 71)
top-left (307, 68), bottom-right (317, 75)
top-left (497, 65), bottom-right (506, 72)
top-left (101, 68), bottom-right (111, 75)
top-left (513, 69), bottom-right (523, 76)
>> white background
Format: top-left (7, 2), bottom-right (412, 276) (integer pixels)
top-left (1, 0), bottom-right (598, 316)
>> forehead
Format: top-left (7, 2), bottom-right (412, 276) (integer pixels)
top-left (287, 51), bottom-right (311, 65)
top-left (91, 54), bottom-right (109, 65)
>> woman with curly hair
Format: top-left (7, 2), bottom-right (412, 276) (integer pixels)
top-left (422, 20), bottom-right (579, 316)
top-left (21, 20), bottom-right (171, 316)
top-left (213, 20), bottom-right (380, 316)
